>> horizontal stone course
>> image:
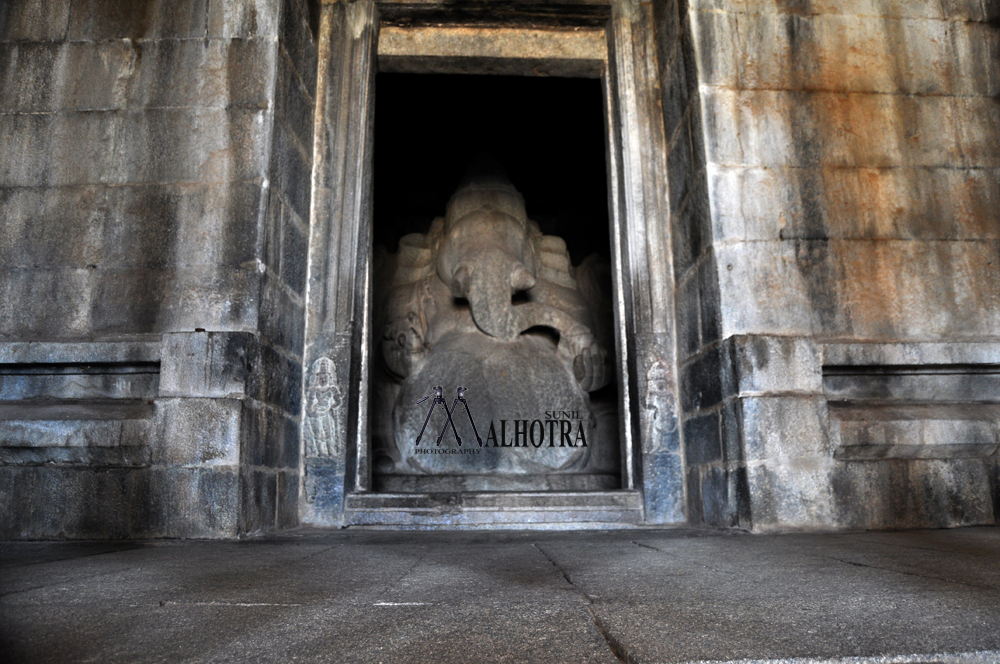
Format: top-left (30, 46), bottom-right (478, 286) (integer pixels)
top-left (0, 108), bottom-right (269, 187)
top-left (0, 39), bottom-right (276, 113)
top-left (0, 265), bottom-right (261, 338)
top-left (0, 464), bottom-right (240, 539)
top-left (0, 183), bottom-right (264, 270)
top-left (701, 88), bottom-right (1000, 169)
top-left (693, 10), bottom-right (999, 96)
top-left (690, 0), bottom-right (995, 21)
top-left (65, 0), bottom-right (279, 42)
top-left (707, 165), bottom-right (1000, 243)
top-left (714, 239), bottom-right (1000, 339)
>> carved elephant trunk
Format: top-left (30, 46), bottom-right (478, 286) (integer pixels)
top-left (436, 189), bottom-right (537, 342)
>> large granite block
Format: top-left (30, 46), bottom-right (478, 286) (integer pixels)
top-left (276, 469), bottom-right (299, 528)
top-left (676, 271), bottom-right (701, 359)
top-left (66, 0), bottom-right (211, 41)
top-left (207, 0), bottom-right (281, 39)
top-left (666, 116), bottom-right (694, 212)
top-left (744, 458), bottom-right (839, 530)
top-left (724, 335), bottom-right (823, 396)
top-left (683, 411), bottom-right (722, 465)
top-left (0, 268), bottom-right (94, 339)
top-left (0, 38), bottom-right (277, 113)
top-left (699, 463), bottom-right (750, 528)
top-left (0, 183), bottom-right (264, 271)
top-left (152, 397), bottom-right (245, 466)
top-left (242, 402), bottom-right (299, 468)
top-left (708, 165), bottom-right (1000, 244)
top-left (0, 466), bottom-right (149, 539)
top-left (715, 240), bottom-right (1000, 339)
top-left (680, 345), bottom-right (723, 412)
top-left (240, 467), bottom-right (277, 533)
top-left (689, 0), bottom-right (989, 21)
top-left (830, 458), bottom-right (997, 530)
top-left (0, 108), bottom-right (269, 187)
top-left (697, 252), bottom-right (721, 346)
top-left (693, 10), bottom-right (999, 97)
top-left (822, 341), bottom-right (1000, 367)
top-left (85, 265), bottom-right (261, 335)
top-left (128, 38), bottom-right (276, 111)
top-left (259, 272), bottom-right (305, 357)
top-left (0, 1), bottom-right (72, 42)
top-left (280, 214), bottom-right (309, 297)
top-left (142, 466), bottom-right (240, 538)
top-left (269, 119), bottom-right (312, 222)
top-left (669, 187), bottom-right (705, 278)
top-left (739, 396), bottom-right (832, 462)
top-left (279, 0), bottom-right (318, 95)
top-left (160, 331), bottom-right (254, 398)
top-left (275, 52), bottom-right (316, 174)
top-left (700, 88), bottom-right (1000, 169)
top-left (247, 342), bottom-right (302, 414)
top-left (642, 452), bottom-right (687, 524)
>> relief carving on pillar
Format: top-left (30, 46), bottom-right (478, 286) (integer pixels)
top-left (304, 356), bottom-right (344, 458)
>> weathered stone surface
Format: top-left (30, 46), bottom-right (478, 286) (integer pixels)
top-left (0, 108), bottom-right (269, 188)
top-left (700, 89), bottom-right (1000, 169)
top-left (0, 39), bottom-right (276, 114)
top-left (0, 183), bottom-right (263, 271)
top-left (160, 331), bottom-right (253, 398)
top-left (691, 0), bottom-right (994, 21)
top-left (0, 418), bottom-right (151, 452)
top-left (708, 165), bottom-right (1000, 243)
top-left (831, 458), bottom-right (997, 530)
top-left (740, 396), bottom-right (832, 462)
top-left (240, 467), bottom-right (277, 532)
top-left (714, 240), bottom-right (1000, 339)
top-left (152, 398), bottom-right (244, 467)
top-left (693, 10), bottom-right (1000, 97)
top-left (724, 335), bottom-right (823, 396)
top-left (0, 0), bottom-right (72, 42)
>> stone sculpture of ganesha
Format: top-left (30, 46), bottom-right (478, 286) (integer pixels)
top-left (370, 162), bottom-right (619, 491)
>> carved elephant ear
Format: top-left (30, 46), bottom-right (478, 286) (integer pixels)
top-left (574, 253), bottom-right (614, 352)
top-left (533, 234), bottom-right (578, 290)
top-left (389, 218), bottom-right (444, 287)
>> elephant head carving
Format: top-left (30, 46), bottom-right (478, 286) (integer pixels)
top-left (374, 160), bottom-right (612, 394)
top-left (435, 169), bottom-right (538, 341)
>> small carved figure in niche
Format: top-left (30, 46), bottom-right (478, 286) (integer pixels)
top-left (644, 361), bottom-right (677, 453)
top-left (305, 356), bottom-right (343, 457)
top-left (371, 159), bottom-right (618, 482)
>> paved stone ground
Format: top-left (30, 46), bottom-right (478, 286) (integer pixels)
top-left (1, 527), bottom-right (999, 664)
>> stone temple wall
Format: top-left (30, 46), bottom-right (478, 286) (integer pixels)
top-left (1, 0), bottom-right (996, 538)
top-left (659, 0), bottom-right (1000, 530)
top-left (0, 0), bottom-right (317, 538)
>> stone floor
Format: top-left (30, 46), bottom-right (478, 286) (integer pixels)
top-left (1, 527), bottom-right (999, 664)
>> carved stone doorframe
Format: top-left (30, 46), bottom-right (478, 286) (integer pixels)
top-left (301, 0), bottom-right (685, 526)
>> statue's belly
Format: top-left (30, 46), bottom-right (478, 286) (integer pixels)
top-left (392, 333), bottom-right (592, 475)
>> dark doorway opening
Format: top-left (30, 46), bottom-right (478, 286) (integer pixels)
top-left (373, 73), bottom-right (610, 265)
top-left (370, 73), bottom-right (620, 493)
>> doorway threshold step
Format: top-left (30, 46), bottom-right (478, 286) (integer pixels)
top-left (344, 491), bottom-right (643, 529)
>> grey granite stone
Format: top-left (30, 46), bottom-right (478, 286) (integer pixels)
top-left (152, 397), bottom-right (245, 467)
top-left (159, 332), bottom-right (254, 399)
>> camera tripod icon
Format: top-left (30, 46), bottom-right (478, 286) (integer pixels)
top-left (414, 386), bottom-right (484, 447)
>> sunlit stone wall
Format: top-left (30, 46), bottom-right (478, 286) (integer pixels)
top-left (0, 0), bottom-right (316, 538)
top-left (662, 0), bottom-right (1000, 530)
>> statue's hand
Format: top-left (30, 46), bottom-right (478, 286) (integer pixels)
top-left (381, 313), bottom-right (426, 379)
top-left (566, 326), bottom-right (608, 392)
